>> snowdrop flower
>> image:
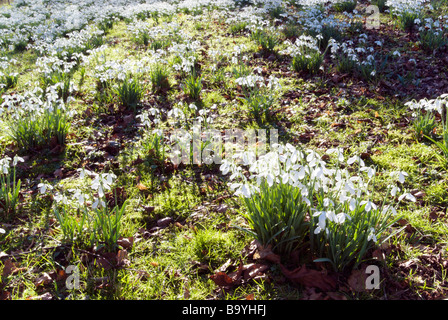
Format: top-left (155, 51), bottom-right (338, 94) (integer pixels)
top-left (11, 155), bottom-right (24, 167)
top-left (347, 155), bottom-right (365, 166)
top-left (77, 168), bottom-right (95, 179)
top-left (219, 160), bottom-right (232, 176)
top-left (323, 198), bottom-right (334, 207)
top-left (91, 173), bottom-right (116, 198)
top-left (38, 183), bottom-right (53, 195)
top-left (231, 182), bottom-right (257, 198)
top-left (398, 192), bottom-right (416, 202)
top-left (392, 50), bottom-right (401, 57)
top-left (326, 211), bottom-right (351, 224)
top-left (313, 211), bottom-right (327, 234)
top-left (136, 112), bottom-right (152, 128)
top-left (92, 197), bottom-right (106, 209)
top-left (389, 184), bottom-right (401, 197)
top-left (326, 148), bottom-right (344, 162)
top-left (390, 171), bottom-right (408, 184)
top-left (168, 107), bottom-right (185, 119)
top-left (54, 193), bottom-right (69, 205)
top-left (360, 166), bottom-right (376, 179)
top-left (349, 198), bottom-right (357, 211)
top-left (241, 151), bottom-right (256, 166)
top-left (0, 157), bottom-right (11, 174)
top-left (382, 205), bottom-right (397, 215)
top-left (0, 228), bottom-right (5, 234)
top-left (72, 189), bottom-right (89, 206)
top-left (367, 228), bottom-right (377, 242)
top-left (360, 200), bottom-right (377, 212)
top-left (335, 212), bottom-right (350, 224)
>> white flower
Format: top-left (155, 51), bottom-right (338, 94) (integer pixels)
top-left (91, 172), bottom-right (116, 197)
top-left (266, 173), bottom-right (275, 187)
top-left (335, 212), bottom-right (350, 224)
top-left (360, 166), bottom-right (375, 178)
top-left (38, 183), bottom-right (53, 194)
top-left (347, 155), bottom-right (364, 166)
top-left (313, 211), bottom-right (327, 234)
top-left (398, 192), bottom-right (416, 202)
top-left (390, 185), bottom-right (400, 197)
top-left (323, 198), bottom-right (334, 207)
top-left (77, 168), bottom-right (94, 179)
top-left (391, 171), bottom-right (408, 184)
top-left (0, 157), bottom-right (11, 174)
top-left (349, 198), bottom-right (357, 211)
top-left (13, 155), bottom-right (24, 166)
top-left (367, 228), bottom-right (377, 242)
top-left (54, 193), bottom-right (69, 205)
top-left (220, 160), bottom-right (232, 175)
top-left (72, 189), bottom-right (89, 206)
top-left (326, 148), bottom-right (344, 162)
top-left (382, 205), bottom-right (397, 215)
top-left (92, 197), bottom-right (106, 209)
top-left (360, 200), bottom-right (377, 212)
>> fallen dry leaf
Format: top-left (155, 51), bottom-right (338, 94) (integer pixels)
top-left (1, 259), bottom-right (16, 277)
top-left (117, 249), bottom-right (130, 267)
top-left (136, 270), bottom-right (150, 280)
top-left (397, 219), bottom-right (416, 233)
top-left (245, 293), bottom-right (255, 300)
top-left (174, 222), bottom-right (184, 229)
top-left (95, 257), bottom-right (114, 270)
top-left (253, 243), bottom-right (281, 264)
top-left (184, 287), bottom-right (190, 299)
top-left (54, 168), bottom-right (64, 179)
top-left (56, 269), bottom-right (67, 281)
top-left (243, 263), bottom-right (269, 281)
top-left (326, 292), bottom-right (348, 300)
top-left (137, 182), bottom-right (148, 191)
top-left (229, 260), bottom-right (244, 280)
top-left (347, 269), bottom-right (368, 292)
top-left (190, 260), bottom-right (209, 274)
top-left (279, 264), bottom-right (337, 292)
top-left (210, 272), bottom-right (235, 287)
top-left (241, 240), bottom-right (259, 260)
top-left (301, 287), bottom-right (325, 300)
top-left (34, 272), bottom-right (53, 286)
top-left (0, 291), bottom-right (11, 300)
top-left (372, 249), bottom-right (386, 262)
top-left (399, 259), bottom-right (418, 269)
top-left (157, 217), bottom-right (173, 228)
top-left (117, 237), bottom-right (134, 250)
top-left (28, 292), bottom-right (53, 300)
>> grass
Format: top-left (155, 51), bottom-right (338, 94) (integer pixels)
top-left (0, 0), bottom-right (448, 302)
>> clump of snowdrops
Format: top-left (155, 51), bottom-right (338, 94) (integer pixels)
top-left (220, 143), bottom-right (415, 271)
top-left (0, 155), bottom-right (24, 219)
top-left (280, 35), bottom-right (325, 75)
top-left (40, 169), bottom-right (127, 251)
top-left (406, 94), bottom-right (448, 160)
